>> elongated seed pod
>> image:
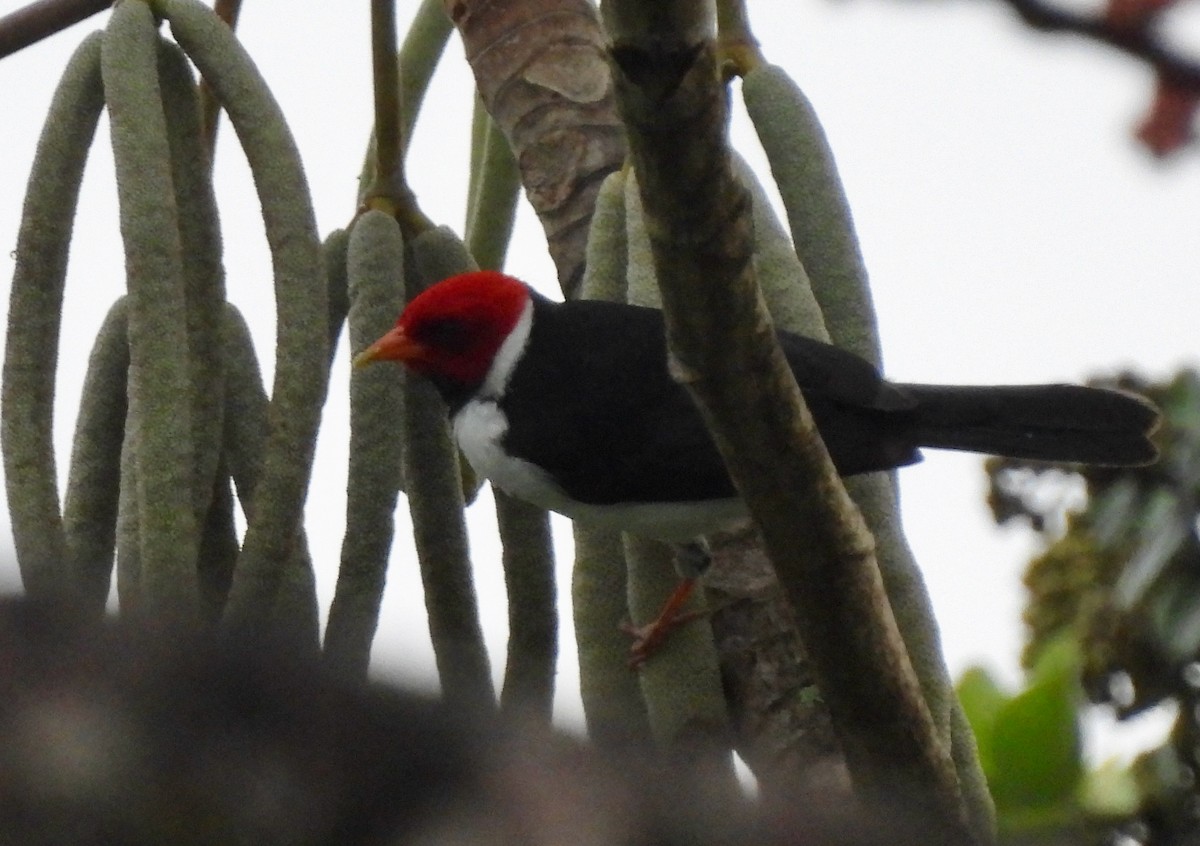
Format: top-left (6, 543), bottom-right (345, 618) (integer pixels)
top-left (446, 164), bottom-right (561, 715)
top-left (404, 226), bottom-right (494, 710)
top-left (103, 1), bottom-right (198, 618)
top-left (324, 211), bottom-right (407, 681)
top-left (409, 227), bottom-right (559, 716)
top-left (165, 0), bottom-right (329, 633)
top-left (116, 410), bottom-right (141, 618)
top-left (574, 170), bottom-right (646, 744)
top-left (495, 490), bottom-right (557, 720)
top-left (624, 536), bottom-right (730, 752)
top-left (742, 64), bottom-right (880, 366)
top-left (219, 302), bottom-right (320, 645)
top-left (156, 38), bottom-right (227, 530)
top-left (196, 460), bottom-right (239, 621)
top-left (463, 161), bottom-right (563, 717)
top-left (466, 96), bottom-right (488, 220)
top-left (747, 64), bottom-right (983, 812)
top-left (464, 107), bottom-right (520, 273)
top-left (220, 303), bottom-right (269, 516)
top-left (622, 168), bottom-right (660, 309)
top-left (62, 298), bottom-right (129, 614)
top-left (324, 228), bottom-right (352, 362)
top-left (2, 32), bottom-right (104, 599)
top-left (731, 152), bottom-right (827, 341)
top-left (578, 168), bottom-right (628, 303)
top-left (407, 224), bottom-right (477, 290)
top-left (572, 524), bottom-right (652, 750)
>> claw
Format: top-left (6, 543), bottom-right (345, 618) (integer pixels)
top-left (620, 577), bottom-right (707, 668)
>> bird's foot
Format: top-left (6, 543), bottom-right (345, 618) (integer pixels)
top-left (620, 577), bottom-right (708, 669)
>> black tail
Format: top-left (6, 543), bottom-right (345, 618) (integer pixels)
top-left (900, 383), bottom-right (1160, 466)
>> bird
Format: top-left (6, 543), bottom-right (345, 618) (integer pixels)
top-left (354, 270), bottom-right (1158, 659)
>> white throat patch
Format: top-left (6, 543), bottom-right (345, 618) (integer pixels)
top-left (478, 298), bottom-right (533, 400)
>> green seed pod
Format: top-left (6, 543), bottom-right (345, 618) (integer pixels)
top-left (2, 32), bottom-right (104, 599)
top-left (220, 303), bottom-right (268, 512)
top-left (624, 536), bottom-right (730, 751)
top-left (405, 226), bottom-right (494, 710)
top-left (622, 168), bottom-right (660, 309)
top-left (324, 210), bottom-right (407, 681)
top-left (156, 37), bottom-right (227, 538)
top-left (747, 68), bottom-right (987, 822)
top-left (195, 461), bottom-right (240, 622)
top-left (465, 105), bottom-right (520, 273)
top-left (406, 227), bottom-right (558, 716)
top-left (579, 168), bottom-right (628, 303)
top-left (408, 224), bottom-right (478, 291)
top-left (62, 298), bottom-right (129, 614)
top-left (324, 228), bottom-right (352, 356)
top-left (403, 226), bottom-right (485, 500)
top-left (573, 169), bottom-right (647, 744)
top-left (742, 63), bottom-right (880, 366)
top-left (165, 0), bottom-right (329, 634)
top-left (116, 412), bottom-right (142, 618)
top-left (572, 524), bottom-right (652, 751)
top-left (219, 300), bottom-right (321, 646)
top-left (731, 152), bottom-right (828, 341)
top-left (103, 1), bottom-right (199, 618)
top-left (495, 490), bottom-right (557, 720)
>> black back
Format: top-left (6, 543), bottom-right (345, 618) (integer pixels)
top-left (497, 295), bottom-right (922, 506)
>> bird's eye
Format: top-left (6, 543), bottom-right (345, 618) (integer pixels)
top-left (416, 318), bottom-right (471, 352)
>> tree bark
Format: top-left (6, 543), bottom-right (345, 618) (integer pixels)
top-left (444, 0), bottom-right (626, 298)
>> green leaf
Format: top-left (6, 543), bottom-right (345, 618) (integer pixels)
top-left (990, 639), bottom-right (1084, 812)
top-left (956, 666), bottom-right (1009, 777)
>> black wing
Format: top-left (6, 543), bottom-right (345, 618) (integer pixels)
top-left (500, 296), bottom-right (927, 505)
top-left (500, 298), bottom-right (736, 505)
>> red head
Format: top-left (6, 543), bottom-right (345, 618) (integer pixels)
top-left (354, 270), bottom-right (531, 388)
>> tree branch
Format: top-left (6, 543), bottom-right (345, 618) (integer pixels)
top-left (602, 1), bottom-right (975, 838)
top-left (0, 0), bottom-right (109, 61)
top-left (999, 0), bottom-right (1200, 88)
top-left (443, 0), bottom-right (626, 298)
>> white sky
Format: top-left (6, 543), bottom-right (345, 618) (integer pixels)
top-left (2, 1), bottom-right (1198, 755)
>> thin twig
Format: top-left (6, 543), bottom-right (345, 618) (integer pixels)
top-left (368, 0), bottom-right (404, 206)
top-left (999, 0), bottom-right (1200, 87)
top-left (0, 0), bottom-right (109, 61)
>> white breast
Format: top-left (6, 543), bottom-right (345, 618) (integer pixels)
top-left (452, 400), bottom-right (567, 513)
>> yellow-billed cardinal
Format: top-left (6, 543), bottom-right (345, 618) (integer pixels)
top-left (356, 270), bottom-right (1157, 531)
top-left (355, 271), bottom-right (1158, 659)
